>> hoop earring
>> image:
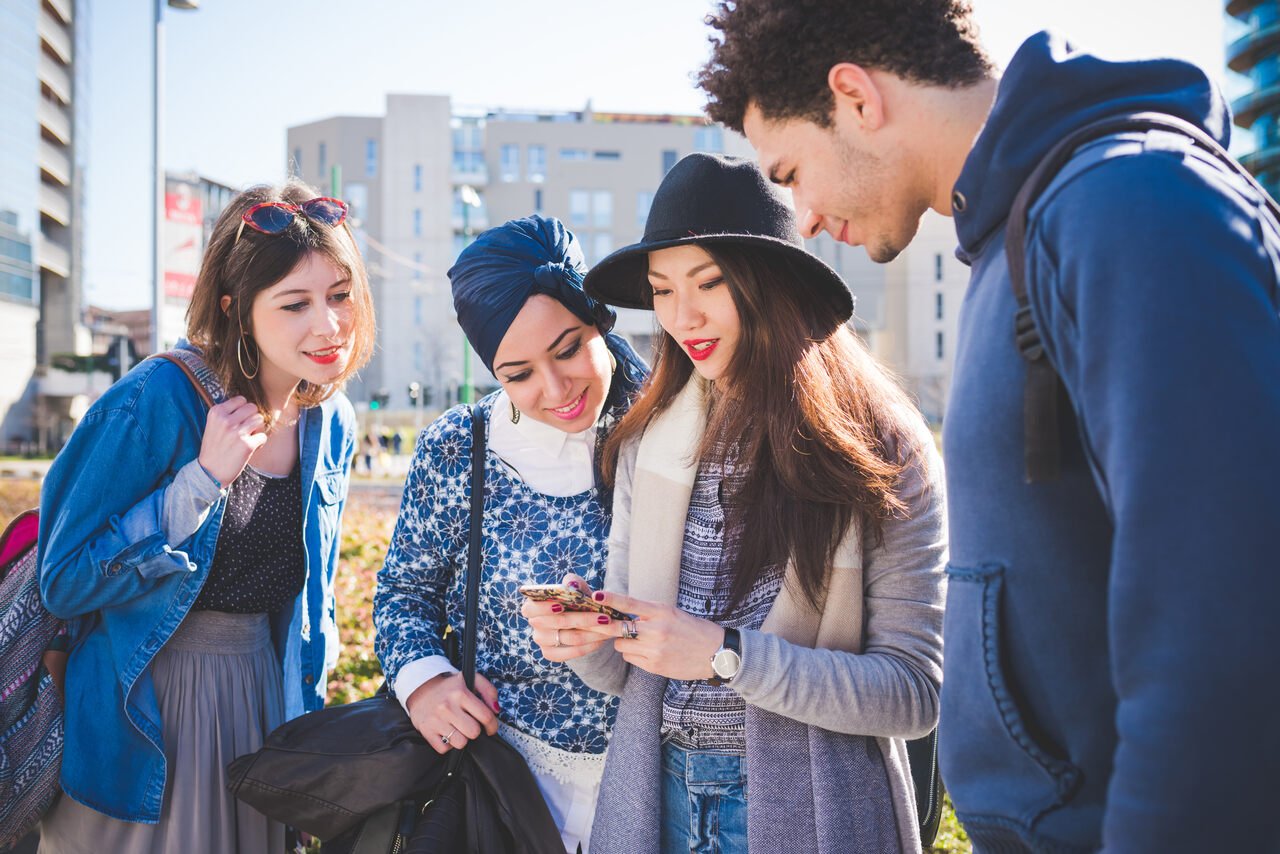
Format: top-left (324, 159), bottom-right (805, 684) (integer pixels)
top-left (510, 400), bottom-right (520, 424)
top-left (237, 335), bottom-right (260, 380)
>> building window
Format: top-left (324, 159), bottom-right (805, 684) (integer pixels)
top-left (560, 148), bottom-right (588, 161)
top-left (636, 191), bottom-right (655, 227)
top-left (935, 292), bottom-right (944, 320)
top-left (318, 142), bottom-right (327, 173)
top-left (452, 150), bottom-right (484, 174)
top-left (593, 150), bottom-right (621, 160)
top-left (413, 164), bottom-right (422, 192)
top-left (365, 139), bottom-right (378, 177)
top-left (292, 147), bottom-right (302, 175)
top-left (936, 331), bottom-right (945, 360)
top-left (934, 252), bottom-right (943, 281)
top-left (413, 209), bottom-right (422, 237)
top-left (414, 252), bottom-right (423, 281)
top-left (569, 190), bottom-right (590, 227)
top-left (533, 188), bottom-right (543, 213)
top-left (500, 144), bottom-right (520, 182)
top-left (414, 341), bottom-right (424, 372)
top-left (414, 295), bottom-right (423, 324)
top-left (592, 191), bottom-right (613, 228)
top-left (593, 233), bottom-right (613, 264)
top-left (694, 126), bottom-right (724, 153)
top-left (528, 145), bottom-right (547, 182)
top-left (662, 149), bottom-right (678, 175)
top-left (453, 233), bottom-right (467, 258)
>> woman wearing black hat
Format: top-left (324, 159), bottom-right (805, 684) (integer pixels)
top-left (522, 154), bottom-right (947, 853)
top-left (373, 215), bottom-right (647, 853)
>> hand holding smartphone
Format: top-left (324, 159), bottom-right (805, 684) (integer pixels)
top-left (517, 583), bottom-right (630, 621)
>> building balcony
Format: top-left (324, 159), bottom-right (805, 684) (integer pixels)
top-left (1240, 142), bottom-right (1280, 176)
top-left (38, 96), bottom-right (71, 144)
top-left (38, 181), bottom-right (72, 226)
top-left (46, 0), bottom-right (72, 24)
top-left (39, 139), bottom-right (71, 187)
top-left (36, 234), bottom-right (70, 278)
top-left (39, 367), bottom-right (113, 400)
top-left (451, 212), bottom-right (490, 233)
top-left (1227, 22), bottom-right (1280, 73)
top-left (1232, 82), bottom-right (1280, 128)
top-left (37, 6), bottom-right (72, 64)
top-left (449, 164), bottom-right (488, 185)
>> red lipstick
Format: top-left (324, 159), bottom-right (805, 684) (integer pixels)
top-left (683, 338), bottom-right (719, 361)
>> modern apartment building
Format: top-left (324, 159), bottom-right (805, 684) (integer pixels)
top-left (0, 0), bottom-right (88, 450)
top-left (1226, 0), bottom-right (1280, 198)
top-left (288, 96), bottom-right (964, 421)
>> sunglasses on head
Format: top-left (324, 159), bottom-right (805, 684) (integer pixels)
top-left (235, 197), bottom-right (349, 243)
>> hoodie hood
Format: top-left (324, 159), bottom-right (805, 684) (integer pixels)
top-left (953, 30), bottom-right (1230, 255)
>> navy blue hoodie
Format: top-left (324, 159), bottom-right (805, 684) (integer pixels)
top-left (940, 32), bottom-right (1280, 852)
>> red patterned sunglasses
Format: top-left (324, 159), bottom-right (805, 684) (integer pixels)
top-left (235, 197), bottom-right (349, 243)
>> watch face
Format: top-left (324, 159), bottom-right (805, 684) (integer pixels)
top-left (712, 648), bottom-right (741, 680)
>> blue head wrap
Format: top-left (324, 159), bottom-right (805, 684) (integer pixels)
top-left (449, 215), bottom-right (618, 375)
top-left (449, 215), bottom-right (649, 498)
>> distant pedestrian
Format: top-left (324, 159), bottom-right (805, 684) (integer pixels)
top-left (37, 181), bottom-right (374, 853)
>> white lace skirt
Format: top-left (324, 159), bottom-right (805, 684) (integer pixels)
top-left (500, 723), bottom-right (608, 853)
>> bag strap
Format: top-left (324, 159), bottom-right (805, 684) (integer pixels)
top-left (462, 404), bottom-right (486, 690)
top-left (1006, 111), bottom-right (1279, 483)
top-left (152, 348), bottom-right (227, 408)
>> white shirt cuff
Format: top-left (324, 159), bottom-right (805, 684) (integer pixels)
top-left (393, 655), bottom-right (460, 714)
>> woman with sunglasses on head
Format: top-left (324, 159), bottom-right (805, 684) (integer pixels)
top-left (522, 154), bottom-right (947, 854)
top-left (37, 182), bottom-right (374, 853)
top-left (373, 216), bottom-right (647, 853)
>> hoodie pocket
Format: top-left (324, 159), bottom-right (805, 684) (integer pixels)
top-left (939, 563), bottom-right (1082, 828)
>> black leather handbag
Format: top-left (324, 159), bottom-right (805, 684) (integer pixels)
top-left (227, 406), bottom-right (563, 853)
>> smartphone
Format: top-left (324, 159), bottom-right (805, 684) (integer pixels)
top-left (517, 583), bottom-right (631, 620)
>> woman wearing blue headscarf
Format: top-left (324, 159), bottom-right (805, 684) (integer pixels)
top-left (374, 216), bottom-right (647, 853)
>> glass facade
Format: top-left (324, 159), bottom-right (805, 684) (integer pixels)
top-left (1228, 0), bottom-right (1280, 199)
top-left (0, 0), bottom-right (40, 303)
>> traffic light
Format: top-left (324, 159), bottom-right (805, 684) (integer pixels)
top-left (407, 382), bottom-right (421, 406)
top-left (370, 389), bottom-right (390, 410)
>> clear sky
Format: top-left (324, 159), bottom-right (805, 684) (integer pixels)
top-left (84, 0), bottom-right (1230, 309)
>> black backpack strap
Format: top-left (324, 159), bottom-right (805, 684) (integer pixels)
top-left (1006, 111), bottom-right (1278, 483)
top-left (463, 404), bottom-right (486, 690)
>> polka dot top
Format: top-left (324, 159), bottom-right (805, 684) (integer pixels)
top-left (194, 463), bottom-right (305, 614)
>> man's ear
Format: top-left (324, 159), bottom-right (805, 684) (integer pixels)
top-left (220, 295), bottom-right (232, 315)
top-left (827, 63), bottom-right (885, 131)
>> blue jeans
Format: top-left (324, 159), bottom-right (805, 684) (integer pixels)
top-left (660, 741), bottom-right (748, 854)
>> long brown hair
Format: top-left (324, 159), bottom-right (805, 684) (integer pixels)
top-left (186, 181), bottom-right (375, 425)
top-left (602, 243), bottom-right (926, 613)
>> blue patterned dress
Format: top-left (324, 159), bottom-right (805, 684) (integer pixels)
top-left (375, 393), bottom-right (618, 754)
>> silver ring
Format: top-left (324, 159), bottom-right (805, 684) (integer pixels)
top-left (622, 620), bottom-right (639, 640)
top-left (441, 726), bottom-right (457, 746)
top-left (554, 628), bottom-right (564, 647)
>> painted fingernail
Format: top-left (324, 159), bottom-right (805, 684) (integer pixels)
top-left (568, 581), bottom-right (581, 590)
top-left (597, 615), bottom-right (610, 624)
top-left (551, 604), bottom-right (564, 613)
top-left (593, 592), bottom-right (605, 602)
top-left (492, 701), bottom-right (501, 712)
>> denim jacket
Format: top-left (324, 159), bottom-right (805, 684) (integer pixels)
top-left (37, 345), bottom-right (355, 823)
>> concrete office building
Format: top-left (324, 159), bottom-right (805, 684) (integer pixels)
top-left (1226, 0), bottom-right (1280, 199)
top-left (289, 96), bottom-right (963, 421)
top-left (0, 0), bottom-right (89, 450)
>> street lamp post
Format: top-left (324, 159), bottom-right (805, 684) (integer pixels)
top-left (458, 184), bottom-right (482, 404)
top-left (150, 0), bottom-right (199, 355)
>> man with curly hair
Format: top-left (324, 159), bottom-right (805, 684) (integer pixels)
top-left (698, 2), bottom-right (1280, 853)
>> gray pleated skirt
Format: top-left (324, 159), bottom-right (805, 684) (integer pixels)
top-left (39, 610), bottom-right (286, 854)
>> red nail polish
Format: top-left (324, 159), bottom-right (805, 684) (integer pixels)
top-left (568, 581), bottom-right (581, 590)
top-left (493, 701), bottom-right (501, 712)
top-left (597, 615), bottom-right (610, 624)
top-left (551, 604), bottom-right (564, 612)
top-left (593, 592), bottom-right (605, 602)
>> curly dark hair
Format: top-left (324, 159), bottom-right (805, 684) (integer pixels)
top-left (698, 0), bottom-right (994, 131)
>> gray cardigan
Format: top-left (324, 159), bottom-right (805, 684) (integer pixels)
top-left (571, 377), bottom-right (948, 853)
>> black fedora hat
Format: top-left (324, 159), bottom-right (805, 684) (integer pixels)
top-left (582, 153), bottom-right (854, 321)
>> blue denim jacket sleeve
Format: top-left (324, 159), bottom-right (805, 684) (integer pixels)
top-left (39, 407), bottom-right (203, 620)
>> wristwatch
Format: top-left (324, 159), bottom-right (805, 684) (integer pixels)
top-left (708, 627), bottom-right (742, 686)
